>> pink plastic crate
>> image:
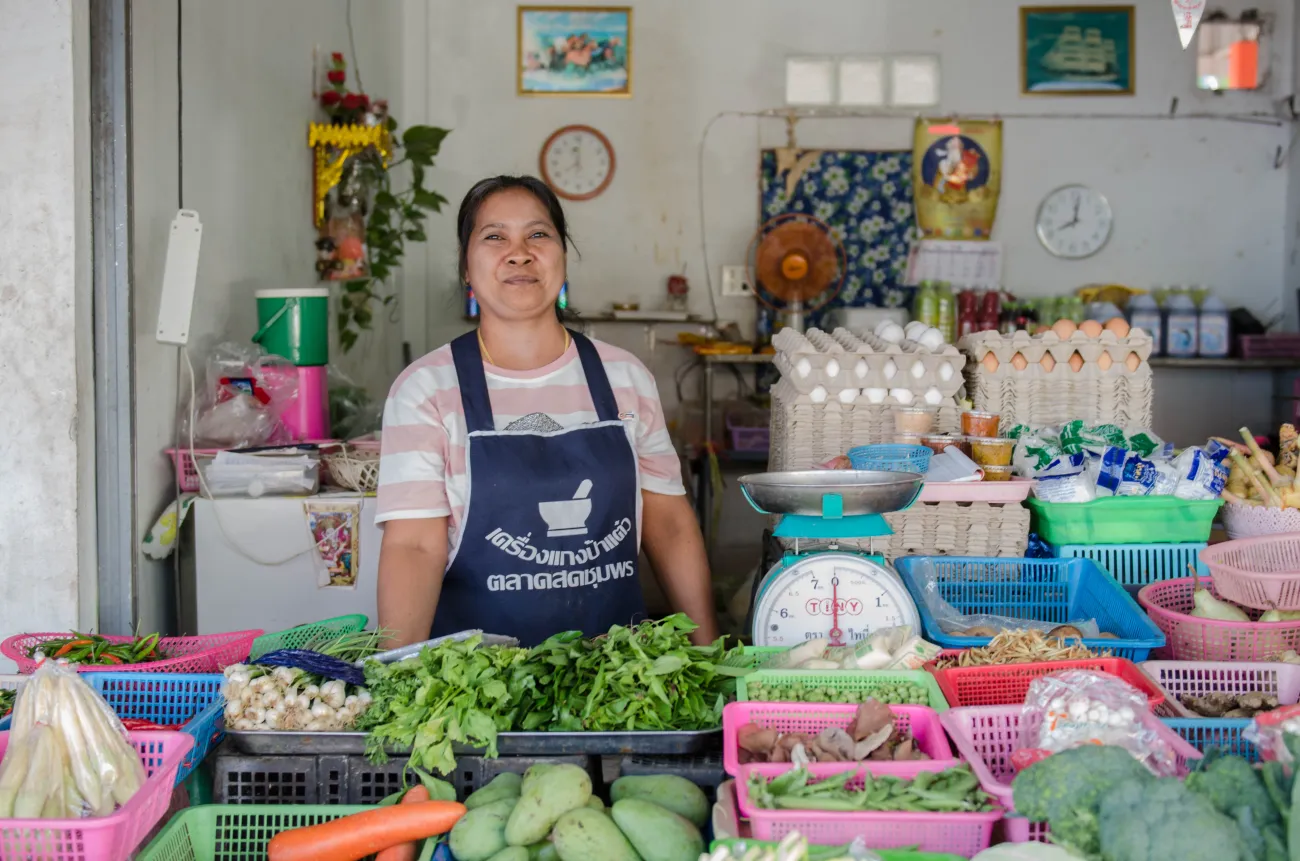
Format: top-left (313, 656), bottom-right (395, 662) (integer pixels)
top-left (1, 631), bottom-right (262, 675)
top-left (1201, 535), bottom-right (1300, 611)
top-left (1140, 660), bottom-right (1300, 718)
top-left (0, 729), bottom-right (192, 861)
top-left (722, 702), bottom-right (956, 776)
top-left (733, 762), bottom-right (1002, 855)
top-left (939, 704), bottom-right (1201, 842)
top-left (918, 478), bottom-right (1033, 504)
top-left (1240, 334), bottom-right (1300, 359)
top-left (1138, 576), bottom-right (1300, 661)
top-left (163, 448), bottom-right (220, 493)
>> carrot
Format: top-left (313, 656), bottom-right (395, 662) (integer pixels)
top-left (374, 785), bottom-right (433, 861)
top-left (267, 800), bottom-right (466, 861)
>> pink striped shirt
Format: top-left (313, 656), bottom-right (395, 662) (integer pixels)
top-left (375, 337), bottom-right (685, 555)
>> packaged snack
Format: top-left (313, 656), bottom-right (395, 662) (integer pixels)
top-left (1172, 446), bottom-right (1229, 500)
top-left (1033, 468), bottom-right (1098, 503)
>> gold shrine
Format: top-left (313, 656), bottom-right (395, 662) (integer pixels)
top-left (308, 122), bottom-right (391, 227)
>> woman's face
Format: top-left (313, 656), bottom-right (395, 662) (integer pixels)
top-left (465, 188), bottom-right (566, 322)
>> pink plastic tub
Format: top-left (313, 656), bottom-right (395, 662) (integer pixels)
top-left (918, 478), bottom-right (1033, 503)
top-left (722, 701), bottom-right (956, 776)
top-left (0, 730), bottom-right (192, 861)
top-left (1201, 535), bottom-right (1300, 611)
top-left (1138, 576), bottom-right (1300, 661)
top-left (1140, 660), bottom-right (1300, 718)
top-left (1, 631), bottom-right (261, 675)
top-left (733, 762), bottom-right (1002, 855)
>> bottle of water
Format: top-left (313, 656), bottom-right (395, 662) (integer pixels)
top-left (1165, 294), bottom-right (1200, 358)
top-left (1127, 294), bottom-right (1163, 356)
top-left (1197, 294), bottom-right (1230, 358)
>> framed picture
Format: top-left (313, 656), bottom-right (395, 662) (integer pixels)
top-left (518, 6), bottom-right (632, 97)
top-left (1021, 5), bottom-right (1135, 95)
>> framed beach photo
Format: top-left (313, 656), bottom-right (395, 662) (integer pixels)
top-left (518, 6), bottom-right (632, 97)
top-left (1021, 5), bottom-right (1135, 95)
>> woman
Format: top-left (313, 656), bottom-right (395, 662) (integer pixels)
top-left (375, 175), bottom-right (719, 648)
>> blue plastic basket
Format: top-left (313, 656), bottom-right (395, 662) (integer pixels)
top-left (1161, 718), bottom-right (1257, 761)
top-left (1051, 543), bottom-right (1209, 588)
top-left (895, 556), bottom-right (1167, 662)
top-left (847, 444), bottom-right (931, 473)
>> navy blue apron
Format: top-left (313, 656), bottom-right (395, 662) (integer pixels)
top-left (431, 329), bottom-right (646, 646)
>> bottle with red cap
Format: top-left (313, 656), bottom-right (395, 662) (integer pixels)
top-left (957, 289), bottom-right (979, 339)
top-left (978, 289), bottom-right (1001, 333)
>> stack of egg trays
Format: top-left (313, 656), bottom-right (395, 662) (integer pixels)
top-left (773, 500), bottom-right (1031, 560)
top-left (958, 328), bottom-right (1154, 429)
top-left (771, 327), bottom-right (967, 401)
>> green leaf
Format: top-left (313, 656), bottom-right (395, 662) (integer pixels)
top-left (404, 229), bottom-right (428, 242)
top-left (375, 191), bottom-right (400, 209)
top-left (411, 767), bottom-right (458, 802)
top-left (403, 125), bottom-right (450, 154)
top-left (340, 327), bottom-right (358, 353)
top-left (413, 188), bottom-right (448, 212)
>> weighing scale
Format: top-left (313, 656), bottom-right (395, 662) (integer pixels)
top-left (740, 470), bottom-right (924, 648)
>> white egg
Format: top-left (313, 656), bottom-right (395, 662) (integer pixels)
top-left (810, 386), bottom-right (827, 403)
top-left (919, 329), bottom-right (945, 351)
top-left (879, 324), bottom-right (905, 344)
top-left (876, 319), bottom-right (896, 336)
top-left (795, 357), bottom-right (812, 378)
top-left (883, 360), bottom-right (898, 380)
top-left (854, 359), bottom-right (869, 379)
top-left (1086, 708), bottom-right (1103, 723)
top-left (924, 387), bottom-right (942, 405)
top-left (904, 321), bottom-right (927, 339)
top-left (1107, 713), bottom-right (1126, 727)
top-left (938, 362), bottom-right (954, 381)
top-left (889, 388), bottom-right (913, 405)
top-left (838, 388), bottom-right (856, 404)
top-left (910, 360), bottom-right (926, 379)
top-left (863, 388), bottom-right (887, 404)
top-left (825, 358), bottom-right (840, 378)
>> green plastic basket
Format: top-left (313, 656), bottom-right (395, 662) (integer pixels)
top-left (1026, 496), bottom-right (1222, 545)
top-left (248, 614), bottom-right (368, 661)
top-left (736, 668), bottom-right (949, 712)
top-left (137, 804), bottom-right (372, 860)
top-left (709, 839), bottom-right (964, 861)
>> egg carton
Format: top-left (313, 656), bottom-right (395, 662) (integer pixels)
top-left (768, 399), bottom-right (963, 470)
top-left (772, 327), bottom-right (965, 398)
top-left (965, 367), bottom-right (1153, 429)
top-left (959, 327), bottom-right (1154, 368)
top-left (774, 500), bottom-right (1031, 560)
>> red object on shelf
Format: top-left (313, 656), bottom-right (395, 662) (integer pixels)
top-left (1229, 40), bottom-right (1259, 89)
top-left (927, 654), bottom-right (1166, 710)
top-left (957, 290), bottom-right (979, 339)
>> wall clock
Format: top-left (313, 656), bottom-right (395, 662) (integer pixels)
top-left (1035, 184), bottom-right (1113, 259)
top-left (539, 125), bottom-right (615, 201)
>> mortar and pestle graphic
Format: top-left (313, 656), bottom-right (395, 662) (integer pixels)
top-left (538, 479), bottom-right (594, 537)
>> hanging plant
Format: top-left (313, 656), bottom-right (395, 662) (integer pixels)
top-left (317, 52), bottom-right (451, 353)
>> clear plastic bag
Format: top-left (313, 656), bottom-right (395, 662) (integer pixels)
top-left (908, 558), bottom-right (1100, 637)
top-left (328, 364), bottom-right (382, 441)
top-left (1243, 704), bottom-right (1300, 765)
top-left (1016, 670), bottom-right (1178, 777)
top-left (181, 341), bottom-right (300, 449)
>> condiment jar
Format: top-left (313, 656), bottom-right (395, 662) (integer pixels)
top-left (921, 434), bottom-right (963, 456)
top-left (981, 464), bottom-right (1014, 482)
top-left (970, 437), bottom-right (1014, 467)
top-left (961, 410), bottom-right (1001, 437)
top-left (894, 432), bottom-right (925, 446)
top-left (893, 406), bottom-right (938, 435)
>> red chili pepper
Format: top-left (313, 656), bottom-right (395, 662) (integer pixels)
top-left (101, 654), bottom-right (122, 664)
top-left (120, 718), bottom-right (182, 731)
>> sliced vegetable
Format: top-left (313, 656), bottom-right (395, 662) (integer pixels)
top-left (266, 801), bottom-right (467, 861)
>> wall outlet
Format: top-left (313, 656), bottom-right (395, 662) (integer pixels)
top-left (721, 265), bottom-right (752, 297)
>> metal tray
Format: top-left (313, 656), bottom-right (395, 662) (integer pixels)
top-left (739, 470), bottom-right (922, 517)
top-left (225, 728), bottom-right (720, 757)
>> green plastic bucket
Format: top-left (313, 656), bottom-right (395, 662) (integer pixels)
top-left (254, 287), bottom-right (329, 365)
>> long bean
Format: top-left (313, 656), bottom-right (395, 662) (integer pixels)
top-left (747, 765), bottom-right (996, 814)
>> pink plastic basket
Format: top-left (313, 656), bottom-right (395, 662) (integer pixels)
top-left (721, 702), bottom-right (956, 776)
top-left (163, 448), bottom-right (221, 493)
top-left (918, 478), bottom-right (1033, 504)
top-left (939, 704), bottom-right (1201, 840)
top-left (0, 729), bottom-right (192, 861)
top-left (1201, 535), bottom-right (1300, 611)
top-left (733, 762), bottom-right (1002, 855)
top-left (1139, 660), bottom-right (1300, 718)
top-left (1, 631), bottom-right (262, 675)
top-left (1138, 576), bottom-right (1300, 661)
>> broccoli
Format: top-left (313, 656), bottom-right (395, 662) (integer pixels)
top-left (1011, 745), bottom-right (1154, 856)
top-left (1184, 749), bottom-right (1284, 861)
top-left (1099, 778), bottom-right (1245, 861)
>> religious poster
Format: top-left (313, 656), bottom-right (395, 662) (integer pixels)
top-left (912, 118), bottom-right (1003, 241)
top-left (304, 500), bottom-right (360, 589)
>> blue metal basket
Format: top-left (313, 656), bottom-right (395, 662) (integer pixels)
top-left (847, 444), bottom-right (931, 474)
top-left (1162, 718), bottom-right (1257, 761)
top-left (895, 555), bottom-right (1166, 662)
top-left (1051, 543), bottom-right (1209, 588)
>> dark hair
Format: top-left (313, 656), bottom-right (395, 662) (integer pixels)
top-left (456, 175), bottom-right (575, 285)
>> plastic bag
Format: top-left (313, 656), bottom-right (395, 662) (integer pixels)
top-left (0, 660), bottom-right (146, 818)
top-left (328, 364), bottom-right (382, 441)
top-left (1243, 704), bottom-right (1300, 765)
top-left (1015, 670), bottom-right (1179, 777)
top-left (181, 341), bottom-right (300, 449)
top-left (908, 558), bottom-right (1101, 637)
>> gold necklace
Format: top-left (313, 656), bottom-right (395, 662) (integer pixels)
top-left (478, 328), bottom-right (569, 367)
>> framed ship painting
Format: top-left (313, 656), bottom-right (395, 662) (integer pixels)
top-left (518, 6), bottom-right (632, 97)
top-left (1021, 5), bottom-right (1135, 95)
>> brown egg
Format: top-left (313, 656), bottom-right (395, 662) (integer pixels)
top-left (982, 352), bottom-right (1000, 372)
top-left (1125, 352), bottom-right (1141, 371)
top-left (1068, 352), bottom-right (1085, 372)
top-left (1104, 317), bottom-right (1131, 338)
top-left (1097, 352), bottom-right (1114, 370)
top-left (1011, 352), bottom-right (1028, 371)
top-left (1040, 353), bottom-right (1057, 372)
top-left (1034, 325), bottom-right (1051, 335)
top-left (1052, 319), bottom-right (1077, 339)
top-left (1079, 319), bottom-right (1104, 338)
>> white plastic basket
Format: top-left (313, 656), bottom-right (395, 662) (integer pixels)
top-left (1139, 660), bottom-right (1300, 718)
top-left (1222, 504), bottom-right (1300, 540)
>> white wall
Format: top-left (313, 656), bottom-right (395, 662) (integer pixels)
top-left (131, 0), bottom-right (409, 633)
top-left (0, 0), bottom-right (93, 650)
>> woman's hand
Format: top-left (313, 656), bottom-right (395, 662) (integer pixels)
top-left (640, 490), bottom-right (721, 645)
top-left (377, 518), bottom-right (449, 649)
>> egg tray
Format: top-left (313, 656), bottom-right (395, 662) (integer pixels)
top-left (771, 327), bottom-right (967, 398)
top-left (771, 499), bottom-right (1031, 560)
top-left (768, 393), bottom-right (962, 471)
top-left (958, 327), bottom-right (1155, 366)
top-left (964, 364), bottom-right (1153, 430)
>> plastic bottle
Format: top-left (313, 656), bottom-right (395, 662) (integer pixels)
top-left (1165, 294), bottom-right (1200, 357)
top-left (1197, 293), bottom-right (1230, 357)
top-left (936, 282), bottom-right (956, 343)
top-left (1127, 294), bottom-right (1163, 356)
top-left (957, 289), bottom-right (978, 340)
top-left (915, 282), bottom-right (939, 329)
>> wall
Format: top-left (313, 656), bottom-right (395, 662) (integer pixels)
top-left (408, 0), bottom-right (1296, 445)
top-left (131, 0), bottom-right (409, 633)
top-left (0, 0), bottom-right (93, 659)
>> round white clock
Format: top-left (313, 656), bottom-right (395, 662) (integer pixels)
top-left (1035, 184), bottom-right (1113, 259)
top-left (539, 125), bottom-right (615, 201)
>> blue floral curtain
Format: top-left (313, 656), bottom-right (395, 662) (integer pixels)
top-left (759, 150), bottom-right (917, 327)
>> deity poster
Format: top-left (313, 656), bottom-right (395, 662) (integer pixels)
top-left (304, 500), bottom-right (360, 589)
top-left (912, 118), bottom-right (1003, 241)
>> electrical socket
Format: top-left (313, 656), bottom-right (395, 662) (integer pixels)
top-left (721, 265), bottom-right (752, 297)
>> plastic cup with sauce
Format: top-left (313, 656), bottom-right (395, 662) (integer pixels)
top-left (921, 434), bottom-right (962, 456)
top-left (893, 406), bottom-right (938, 435)
top-left (981, 464), bottom-right (1014, 482)
top-left (961, 410), bottom-right (1001, 437)
top-left (970, 437), bottom-right (1014, 467)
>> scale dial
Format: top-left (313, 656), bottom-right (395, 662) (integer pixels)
top-left (751, 553), bottom-right (921, 648)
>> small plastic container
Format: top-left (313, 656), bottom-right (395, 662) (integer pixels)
top-left (921, 434), bottom-right (964, 456)
top-left (893, 406), bottom-right (938, 434)
top-left (981, 465), bottom-right (1014, 481)
top-left (970, 437), bottom-right (1013, 467)
top-left (961, 411), bottom-right (1000, 437)
top-left (895, 432), bottom-right (925, 446)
